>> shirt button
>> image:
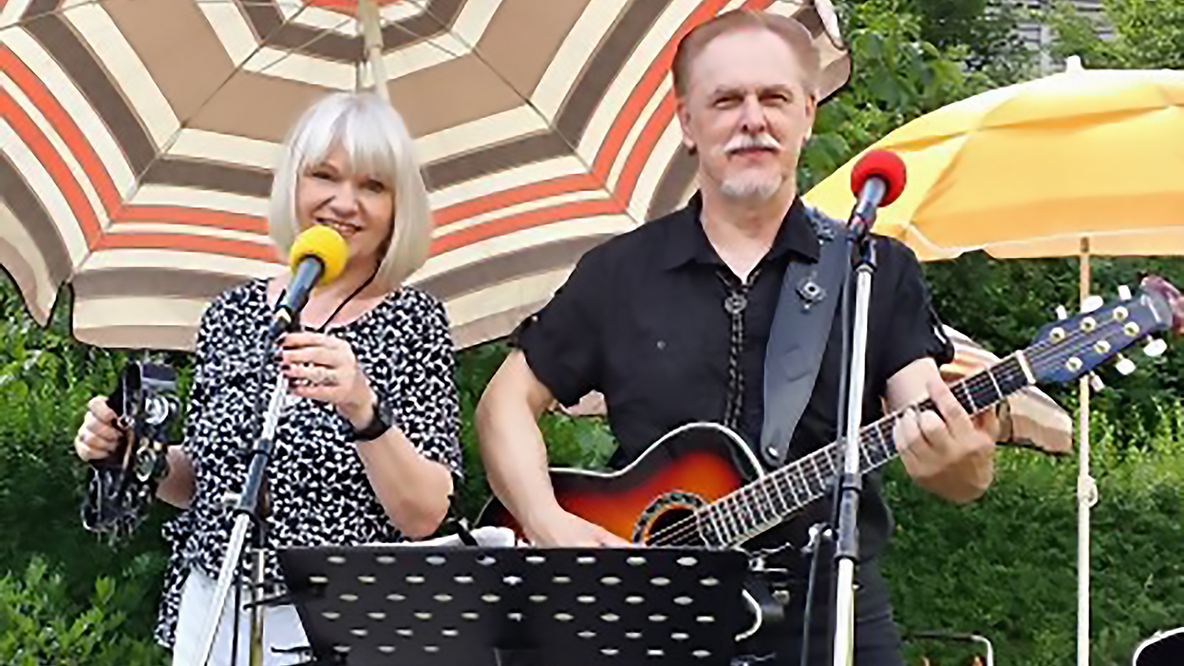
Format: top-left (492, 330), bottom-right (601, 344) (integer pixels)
top-left (656, 340), bottom-right (667, 351)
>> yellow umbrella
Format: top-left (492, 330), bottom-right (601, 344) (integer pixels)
top-left (805, 56), bottom-right (1184, 666)
top-left (806, 56), bottom-right (1184, 259)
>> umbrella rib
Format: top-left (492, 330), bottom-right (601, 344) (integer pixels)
top-left (123, 2), bottom-right (353, 213)
top-left (397, 0), bottom-right (640, 227)
top-left (1, 0), bottom-right (311, 30)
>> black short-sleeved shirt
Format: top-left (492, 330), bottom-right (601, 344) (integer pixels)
top-left (515, 193), bottom-right (952, 564)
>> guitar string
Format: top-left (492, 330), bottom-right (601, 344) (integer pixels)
top-left (646, 362), bottom-right (1024, 546)
top-left (644, 361), bottom-right (1026, 547)
top-left (654, 314), bottom-right (1141, 546)
top-left (650, 337), bottom-right (1098, 547)
top-left (645, 313), bottom-right (1140, 546)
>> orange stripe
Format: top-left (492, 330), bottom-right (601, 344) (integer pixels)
top-left (430, 198), bottom-right (622, 256)
top-left (433, 173), bottom-right (600, 227)
top-left (609, 0), bottom-right (776, 201)
top-left (1, 45), bottom-right (120, 220)
top-left (613, 91), bottom-right (677, 204)
top-left (423, 1), bottom-right (728, 227)
top-left (116, 206), bottom-right (269, 235)
top-left (591, 0), bottom-right (728, 183)
top-left (0, 88), bottom-right (103, 247)
top-left (94, 232), bottom-right (280, 263)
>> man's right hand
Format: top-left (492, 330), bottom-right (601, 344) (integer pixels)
top-left (74, 396), bottom-right (123, 462)
top-left (525, 507), bottom-right (633, 548)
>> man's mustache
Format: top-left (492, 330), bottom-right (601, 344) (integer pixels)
top-left (724, 134), bottom-right (781, 153)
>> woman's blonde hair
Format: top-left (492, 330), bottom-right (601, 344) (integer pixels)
top-left (269, 92), bottom-right (432, 291)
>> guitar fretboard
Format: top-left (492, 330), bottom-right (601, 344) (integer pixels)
top-left (696, 353), bottom-right (1033, 548)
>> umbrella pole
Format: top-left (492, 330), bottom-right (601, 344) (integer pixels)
top-left (1077, 238), bottom-right (1097, 666)
top-left (358, 0), bottom-right (391, 103)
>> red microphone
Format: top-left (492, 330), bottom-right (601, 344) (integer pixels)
top-left (848, 150), bottom-right (906, 231)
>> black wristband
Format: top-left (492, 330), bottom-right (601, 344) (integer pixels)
top-left (349, 397), bottom-right (391, 442)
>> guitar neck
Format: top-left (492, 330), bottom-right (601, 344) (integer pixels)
top-left (702, 353), bottom-right (1036, 547)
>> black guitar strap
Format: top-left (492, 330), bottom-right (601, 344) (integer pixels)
top-left (759, 207), bottom-right (848, 469)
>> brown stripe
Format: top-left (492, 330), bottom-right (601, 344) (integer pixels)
top-left (142, 158), bottom-right (273, 198)
top-left (235, 0), bottom-right (465, 64)
top-left (20, 0), bottom-right (58, 20)
top-left (555, 0), bottom-right (674, 146)
top-left (416, 234), bottom-right (611, 300)
top-left (105, 0), bottom-right (238, 126)
top-left (0, 248), bottom-right (48, 324)
top-left (73, 268), bottom-right (247, 300)
top-left (0, 153), bottom-right (73, 287)
top-left (793, 5), bottom-right (824, 38)
top-left (30, 0), bottom-right (849, 208)
top-left (242, 0), bottom-right (359, 62)
top-left (23, 10), bottom-right (156, 177)
top-left (381, 0), bottom-right (465, 51)
top-left (412, 0), bottom-right (674, 190)
top-left (423, 131), bottom-right (572, 191)
top-left (647, 145), bottom-right (696, 221)
top-left (467, 0), bottom-right (592, 98)
top-left (449, 299), bottom-right (549, 350)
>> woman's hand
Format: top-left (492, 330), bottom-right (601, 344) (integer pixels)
top-left (279, 332), bottom-right (376, 428)
top-left (74, 396), bottom-right (123, 462)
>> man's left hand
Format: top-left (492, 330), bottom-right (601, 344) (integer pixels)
top-left (892, 375), bottom-right (1001, 502)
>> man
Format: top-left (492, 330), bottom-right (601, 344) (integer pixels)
top-left (475, 10), bottom-right (1000, 666)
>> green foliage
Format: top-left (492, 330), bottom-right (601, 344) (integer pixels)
top-left (896, 0), bottom-right (1034, 82)
top-left (885, 404), bottom-right (1184, 666)
top-left (452, 342), bottom-right (616, 522)
top-left (1048, 0), bottom-right (1184, 70)
top-left (801, 0), bottom-right (1015, 191)
top-left (0, 272), bottom-right (172, 639)
top-left (922, 252), bottom-right (1184, 449)
top-left (0, 557), bottom-right (166, 665)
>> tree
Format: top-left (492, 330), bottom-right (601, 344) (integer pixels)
top-left (1049, 0), bottom-right (1184, 70)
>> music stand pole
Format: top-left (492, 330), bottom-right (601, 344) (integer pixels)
top-left (190, 370), bottom-right (290, 666)
top-left (831, 226), bottom-right (877, 666)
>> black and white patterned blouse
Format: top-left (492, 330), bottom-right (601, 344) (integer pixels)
top-left (153, 279), bottom-right (462, 647)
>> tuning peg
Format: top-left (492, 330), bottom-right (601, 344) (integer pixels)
top-left (1056, 305), bottom-right (1069, 320)
top-left (1089, 373), bottom-right (1105, 392)
top-left (1082, 295), bottom-right (1104, 312)
top-left (1143, 338), bottom-right (1167, 357)
top-left (1118, 285), bottom-right (1133, 300)
top-left (1115, 354), bottom-right (1137, 376)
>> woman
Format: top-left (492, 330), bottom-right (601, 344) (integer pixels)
top-left (72, 92), bottom-right (461, 665)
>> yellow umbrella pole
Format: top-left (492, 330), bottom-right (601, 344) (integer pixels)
top-left (358, 0), bottom-right (391, 103)
top-left (1077, 237), bottom-right (1098, 666)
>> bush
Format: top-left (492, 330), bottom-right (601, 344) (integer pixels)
top-left (885, 402), bottom-right (1184, 666)
top-left (0, 557), bottom-right (166, 665)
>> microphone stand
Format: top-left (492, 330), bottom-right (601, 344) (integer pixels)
top-left (190, 350), bottom-right (290, 666)
top-left (829, 209), bottom-right (879, 666)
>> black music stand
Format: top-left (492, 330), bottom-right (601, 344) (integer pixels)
top-left (276, 546), bottom-right (749, 666)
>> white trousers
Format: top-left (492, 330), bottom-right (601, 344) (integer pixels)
top-left (171, 568), bottom-right (309, 666)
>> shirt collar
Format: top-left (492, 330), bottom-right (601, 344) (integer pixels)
top-left (659, 191), bottom-right (820, 271)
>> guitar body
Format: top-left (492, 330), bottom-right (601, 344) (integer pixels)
top-left (477, 422), bottom-right (762, 546)
top-left (476, 423), bottom-right (788, 642)
top-left (472, 277), bottom-right (1184, 647)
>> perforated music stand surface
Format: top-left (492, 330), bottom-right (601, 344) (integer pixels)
top-left (278, 546), bottom-right (748, 666)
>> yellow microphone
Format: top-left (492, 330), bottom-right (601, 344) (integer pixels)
top-left (269, 226), bottom-right (349, 338)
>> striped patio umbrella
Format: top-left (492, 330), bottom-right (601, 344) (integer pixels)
top-left (0, 0), bottom-right (850, 350)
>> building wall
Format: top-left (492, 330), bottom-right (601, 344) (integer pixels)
top-left (1005, 0), bottom-right (1111, 74)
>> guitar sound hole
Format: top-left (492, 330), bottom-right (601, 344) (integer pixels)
top-left (638, 495), bottom-right (708, 546)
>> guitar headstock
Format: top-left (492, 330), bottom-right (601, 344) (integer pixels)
top-left (1028, 276), bottom-right (1181, 385)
